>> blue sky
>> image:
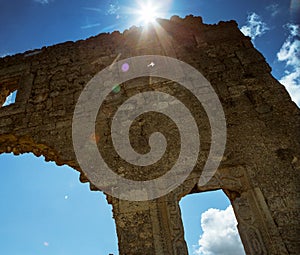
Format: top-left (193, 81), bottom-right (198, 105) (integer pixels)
top-left (0, 0), bottom-right (299, 255)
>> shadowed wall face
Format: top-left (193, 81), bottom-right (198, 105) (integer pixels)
top-left (0, 16), bottom-right (299, 255)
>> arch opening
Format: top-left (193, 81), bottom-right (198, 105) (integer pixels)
top-left (0, 152), bottom-right (118, 255)
top-left (180, 190), bottom-right (245, 255)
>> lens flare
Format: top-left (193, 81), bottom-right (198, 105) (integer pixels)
top-left (290, 0), bottom-right (300, 23)
top-left (138, 3), bottom-right (158, 24)
top-left (135, 1), bottom-right (160, 25)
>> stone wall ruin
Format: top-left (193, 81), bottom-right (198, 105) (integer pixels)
top-left (0, 16), bottom-right (299, 254)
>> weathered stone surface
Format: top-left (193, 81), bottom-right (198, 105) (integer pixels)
top-left (0, 15), bottom-right (299, 254)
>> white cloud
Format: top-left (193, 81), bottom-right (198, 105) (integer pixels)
top-left (277, 39), bottom-right (300, 66)
top-left (279, 69), bottom-right (300, 106)
top-left (107, 2), bottom-right (120, 15)
top-left (266, 3), bottom-right (280, 17)
top-left (84, 7), bottom-right (102, 13)
top-left (0, 53), bottom-right (12, 58)
top-left (81, 23), bottom-right (101, 29)
top-left (194, 205), bottom-right (245, 255)
top-left (277, 24), bottom-right (300, 106)
top-left (34, 0), bottom-right (50, 4)
top-left (240, 13), bottom-right (269, 41)
top-left (288, 24), bottom-right (299, 37)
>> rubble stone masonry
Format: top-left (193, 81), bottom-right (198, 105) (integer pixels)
top-left (0, 16), bottom-right (299, 254)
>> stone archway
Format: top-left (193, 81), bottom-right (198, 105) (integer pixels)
top-left (0, 16), bottom-right (299, 254)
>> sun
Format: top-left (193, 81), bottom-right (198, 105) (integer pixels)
top-left (136, 1), bottom-right (159, 25)
top-left (139, 4), bottom-right (157, 24)
top-left (129, 0), bottom-right (171, 27)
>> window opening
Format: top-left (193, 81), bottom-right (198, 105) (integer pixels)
top-left (3, 90), bottom-right (17, 106)
top-left (0, 76), bottom-right (20, 107)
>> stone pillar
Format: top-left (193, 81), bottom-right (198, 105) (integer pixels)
top-left (107, 193), bottom-right (188, 255)
top-left (232, 188), bottom-right (289, 255)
